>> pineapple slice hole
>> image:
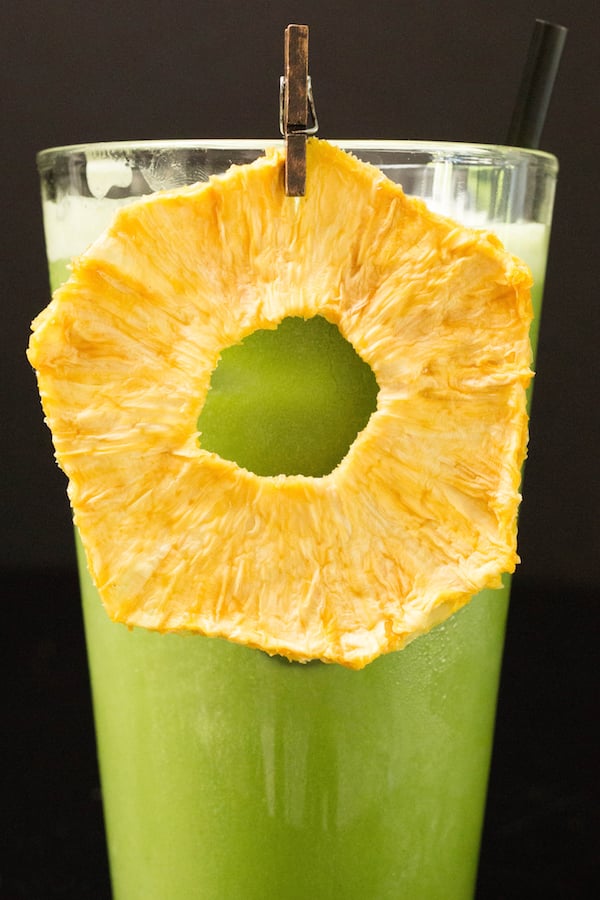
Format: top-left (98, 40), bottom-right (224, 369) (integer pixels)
top-left (197, 315), bottom-right (380, 477)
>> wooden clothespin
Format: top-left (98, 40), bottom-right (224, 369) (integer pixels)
top-left (280, 24), bottom-right (318, 196)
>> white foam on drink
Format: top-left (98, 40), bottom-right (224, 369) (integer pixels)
top-left (43, 156), bottom-right (139, 262)
top-left (43, 191), bottom-right (550, 287)
top-left (489, 222), bottom-right (549, 286)
top-left (43, 195), bottom-right (135, 262)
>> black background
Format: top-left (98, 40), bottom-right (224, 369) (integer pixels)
top-left (2, 1), bottom-right (598, 897)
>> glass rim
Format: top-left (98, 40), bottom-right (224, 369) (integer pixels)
top-left (37, 138), bottom-right (558, 174)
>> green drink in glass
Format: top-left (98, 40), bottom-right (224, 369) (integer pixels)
top-left (35, 140), bottom-right (556, 898)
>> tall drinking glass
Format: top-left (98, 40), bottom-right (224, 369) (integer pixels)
top-left (37, 140), bottom-right (557, 899)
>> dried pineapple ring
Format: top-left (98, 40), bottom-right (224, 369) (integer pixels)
top-left (28, 139), bottom-right (533, 669)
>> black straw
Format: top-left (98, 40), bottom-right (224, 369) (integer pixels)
top-left (507, 19), bottom-right (567, 149)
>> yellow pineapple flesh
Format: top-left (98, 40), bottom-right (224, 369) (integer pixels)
top-left (28, 139), bottom-right (533, 669)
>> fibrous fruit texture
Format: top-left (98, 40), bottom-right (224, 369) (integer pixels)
top-left (28, 139), bottom-right (533, 668)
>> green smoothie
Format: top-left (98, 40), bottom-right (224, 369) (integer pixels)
top-left (39, 141), bottom-right (556, 900)
top-left (78, 537), bottom-right (509, 900)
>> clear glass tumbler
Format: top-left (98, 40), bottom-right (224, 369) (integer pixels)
top-left (37, 140), bottom-right (557, 899)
